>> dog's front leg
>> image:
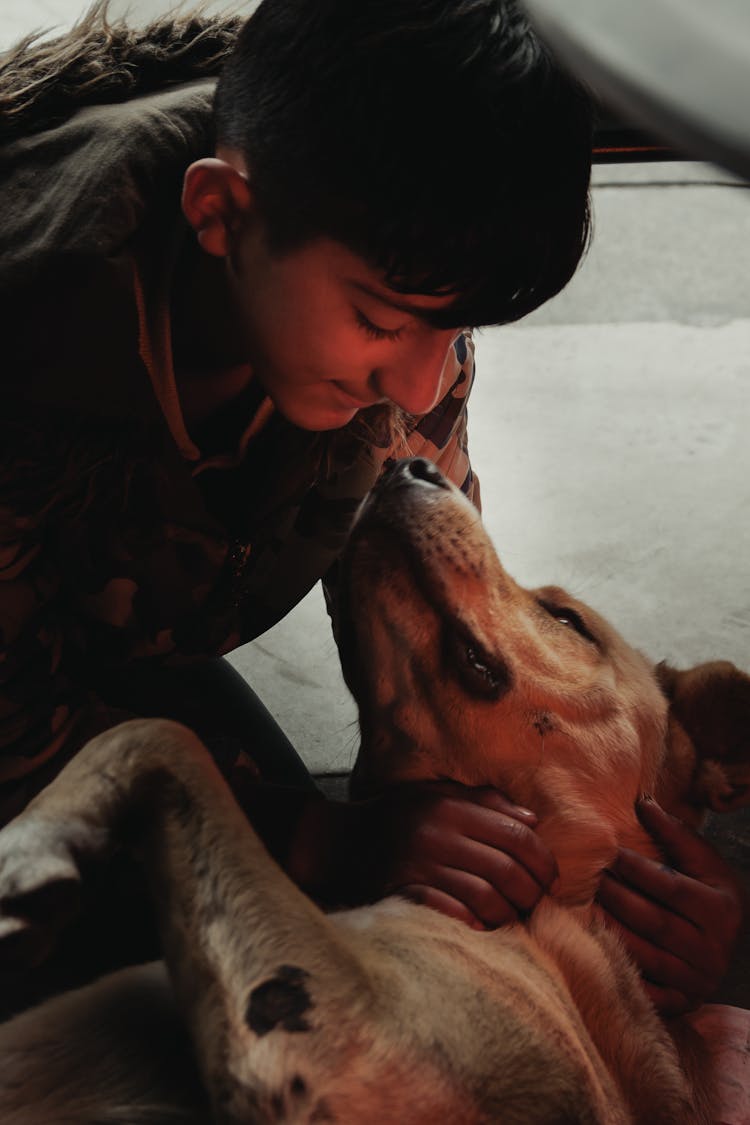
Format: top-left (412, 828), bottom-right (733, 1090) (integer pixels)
top-left (131, 724), bottom-right (378, 1123)
top-left (0, 719), bottom-right (376, 1123)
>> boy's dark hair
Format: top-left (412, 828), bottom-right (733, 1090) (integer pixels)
top-left (214, 0), bottom-right (593, 329)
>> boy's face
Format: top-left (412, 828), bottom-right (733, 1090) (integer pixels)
top-left (226, 226), bottom-right (464, 432)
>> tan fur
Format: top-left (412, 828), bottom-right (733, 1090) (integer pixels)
top-left (1, 460), bottom-right (748, 1123)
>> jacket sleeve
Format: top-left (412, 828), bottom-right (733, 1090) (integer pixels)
top-left (390, 329), bottom-right (481, 509)
top-left (0, 507), bottom-right (127, 827)
top-left (0, 403), bottom-right (145, 827)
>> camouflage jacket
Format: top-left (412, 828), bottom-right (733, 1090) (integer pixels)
top-left (0, 74), bottom-right (478, 819)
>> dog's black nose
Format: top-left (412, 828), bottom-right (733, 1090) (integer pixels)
top-left (381, 458), bottom-right (450, 491)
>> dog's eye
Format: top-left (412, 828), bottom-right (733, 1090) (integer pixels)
top-left (539, 601), bottom-right (597, 644)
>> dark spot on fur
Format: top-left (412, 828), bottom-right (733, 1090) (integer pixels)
top-left (533, 712), bottom-right (555, 736)
top-left (291, 1075), bottom-right (307, 1097)
top-left (246, 965), bottom-right (313, 1037)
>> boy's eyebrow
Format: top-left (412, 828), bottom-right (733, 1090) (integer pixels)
top-left (348, 279), bottom-right (455, 322)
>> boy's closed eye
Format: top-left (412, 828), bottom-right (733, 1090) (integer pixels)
top-left (353, 307), bottom-right (406, 342)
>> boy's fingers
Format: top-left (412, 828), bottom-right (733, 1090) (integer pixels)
top-left (598, 868), bottom-right (719, 976)
top-left (598, 866), bottom-right (705, 968)
top-left (418, 788), bottom-right (558, 891)
top-left (415, 781), bottom-right (540, 825)
top-left (602, 913), bottom-right (717, 1008)
top-left (401, 833), bottom-right (549, 916)
top-left (607, 846), bottom-right (736, 933)
top-left (635, 799), bottom-right (736, 886)
top-left (395, 885), bottom-right (486, 931)
top-left (370, 784), bottom-right (558, 916)
top-left (394, 866), bottom-right (521, 929)
top-left (467, 787), bottom-right (540, 826)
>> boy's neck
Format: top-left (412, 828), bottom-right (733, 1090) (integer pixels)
top-left (170, 235), bottom-right (249, 377)
top-left (170, 235), bottom-right (254, 428)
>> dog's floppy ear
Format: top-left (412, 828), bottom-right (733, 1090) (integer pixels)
top-left (657, 660), bottom-right (750, 812)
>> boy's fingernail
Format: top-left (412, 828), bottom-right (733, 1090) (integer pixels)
top-left (507, 798), bottom-right (535, 815)
top-left (508, 804), bottom-right (537, 825)
top-left (635, 795), bottom-right (661, 817)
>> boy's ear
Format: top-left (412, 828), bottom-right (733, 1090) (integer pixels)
top-left (657, 660), bottom-right (750, 812)
top-left (181, 157), bottom-right (253, 257)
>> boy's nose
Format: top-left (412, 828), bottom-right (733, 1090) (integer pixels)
top-left (372, 334), bottom-right (457, 415)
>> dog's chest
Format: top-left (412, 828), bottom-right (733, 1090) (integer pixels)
top-left (331, 898), bottom-right (629, 1123)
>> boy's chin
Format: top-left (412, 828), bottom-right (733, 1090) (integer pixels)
top-left (274, 396), bottom-right (359, 433)
top-left (299, 410), bottom-right (358, 432)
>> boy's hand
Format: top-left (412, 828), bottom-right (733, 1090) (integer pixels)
top-left (371, 783), bottom-right (558, 928)
top-left (293, 783), bottom-right (558, 928)
top-left (597, 798), bottom-right (744, 1015)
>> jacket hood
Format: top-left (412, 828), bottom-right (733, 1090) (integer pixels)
top-left (0, 1), bottom-right (240, 144)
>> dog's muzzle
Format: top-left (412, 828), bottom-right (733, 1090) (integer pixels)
top-left (354, 457), bottom-right (453, 528)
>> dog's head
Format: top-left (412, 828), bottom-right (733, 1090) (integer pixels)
top-left (337, 459), bottom-right (750, 903)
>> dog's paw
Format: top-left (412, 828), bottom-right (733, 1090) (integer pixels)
top-left (0, 815), bottom-right (86, 966)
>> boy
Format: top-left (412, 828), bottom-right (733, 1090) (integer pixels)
top-left (0, 0), bottom-right (739, 1014)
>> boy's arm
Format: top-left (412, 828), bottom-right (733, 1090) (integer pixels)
top-left (0, 514), bottom-right (124, 826)
top-left (0, 469), bottom-right (315, 854)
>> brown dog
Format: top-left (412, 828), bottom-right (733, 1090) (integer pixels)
top-left (0, 457), bottom-right (748, 1124)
